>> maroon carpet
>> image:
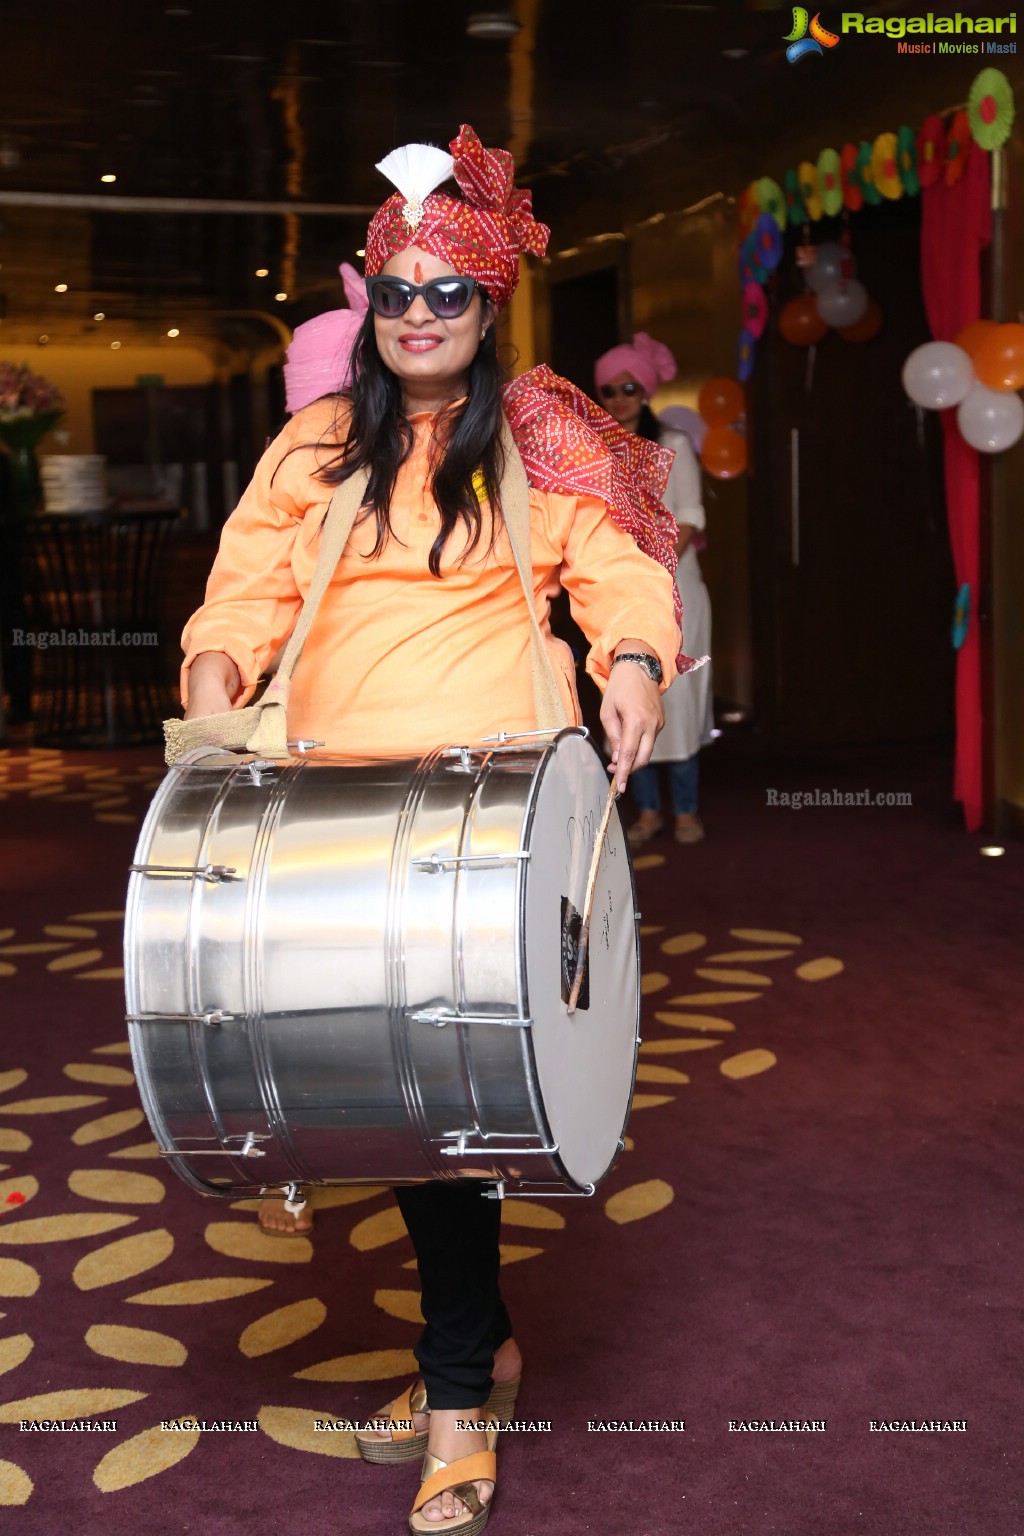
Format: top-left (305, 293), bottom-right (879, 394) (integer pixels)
top-left (0, 736), bottom-right (1020, 1535)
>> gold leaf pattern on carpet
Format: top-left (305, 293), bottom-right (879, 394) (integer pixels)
top-left (85, 1325), bottom-right (187, 1367)
top-left (109, 1142), bottom-right (162, 1160)
top-left (349, 1206), bottom-right (409, 1252)
top-left (68, 1170), bottom-right (165, 1204)
top-left (92, 1042), bottom-right (132, 1056)
top-left (0, 1458), bottom-right (33, 1505)
top-left (655, 1012), bottom-right (735, 1032)
top-left (69, 910), bottom-right (125, 922)
top-left (373, 1288), bottom-right (424, 1324)
top-left (0, 1260), bottom-right (40, 1297)
top-left (258, 1404), bottom-right (360, 1458)
top-left (0, 1177), bottom-right (38, 1216)
top-left (63, 1063), bottom-right (135, 1087)
top-left (72, 1230), bottom-right (175, 1292)
top-left (604, 1179), bottom-right (674, 1225)
top-left (76, 968), bottom-right (126, 981)
top-left (695, 968), bottom-right (773, 986)
top-left (204, 1221), bottom-right (312, 1265)
top-left (238, 1299), bottom-right (327, 1358)
top-left (706, 949), bottom-right (795, 962)
top-left (92, 1418), bottom-right (201, 1492)
top-left (0, 1095), bottom-right (106, 1115)
top-left (0, 1132), bottom-right (31, 1153)
top-left (72, 1109), bottom-right (145, 1145)
top-left (0, 1334), bottom-right (33, 1376)
top-left (659, 932), bottom-right (706, 955)
top-left (44, 924), bottom-right (98, 940)
top-left (46, 950), bottom-right (105, 973)
top-left (630, 1093), bottom-right (675, 1109)
top-left (730, 928), bottom-right (803, 945)
top-left (634, 1064), bottom-right (690, 1084)
top-left (125, 1277), bottom-right (275, 1306)
top-left (631, 853), bottom-right (665, 869)
top-left (0, 1213), bottom-right (136, 1246)
top-left (497, 1244), bottom-right (543, 1265)
top-left (667, 990), bottom-right (761, 1005)
top-left (639, 1038), bottom-right (722, 1054)
top-left (0, 1071), bottom-right (27, 1096)
top-left (294, 1347), bottom-right (419, 1383)
top-left (640, 972), bottom-right (670, 995)
top-left (720, 1049), bottom-right (778, 1079)
top-left (499, 1201), bottom-right (565, 1230)
top-left (796, 956), bottom-right (845, 981)
top-left (0, 1388), bottom-right (147, 1423)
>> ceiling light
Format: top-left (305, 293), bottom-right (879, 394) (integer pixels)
top-left (94, 312), bottom-right (105, 321)
top-left (275, 292), bottom-right (288, 302)
top-left (355, 248), bottom-right (366, 258)
top-left (980, 845), bottom-right (1006, 857)
top-left (100, 173), bottom-right (117, 183)
top-left (254, 268), bottom-right (269, 277)
top-left (38, 335), bottom-right (49, 345)
top-left (465, 11), bottom-right (521, 38)
top-left (167, 328), bottom-right (180, 338)
top-left (721, 47), bottom-right (750, 58)
top-left (110, 340), bottom-right (122, 350)
top-left (54, 283), bottom-right (68, 293)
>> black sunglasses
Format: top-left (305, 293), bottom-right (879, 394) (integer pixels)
top-left (365, 275), bottom-right (480, 320)
top-left (599, 381), bottom-right (643, 400)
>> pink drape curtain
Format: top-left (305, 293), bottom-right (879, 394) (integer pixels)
top-left (919, 141), bottom-right (992, 831)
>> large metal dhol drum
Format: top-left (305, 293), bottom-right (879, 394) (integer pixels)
top-left (124, 729), bottom-right (640, 1199)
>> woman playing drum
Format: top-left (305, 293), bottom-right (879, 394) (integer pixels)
top-left (180, 124), bottom-right (682, 1536)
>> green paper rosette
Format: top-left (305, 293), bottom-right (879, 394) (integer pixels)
top-left (968, 68), bottom-right (1014, 152)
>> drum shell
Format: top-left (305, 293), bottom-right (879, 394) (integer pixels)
top-left (124, 735), bottom-right (639, 1197)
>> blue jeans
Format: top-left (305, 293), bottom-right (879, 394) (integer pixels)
top-left (631, 755), bottom-right (699, 817)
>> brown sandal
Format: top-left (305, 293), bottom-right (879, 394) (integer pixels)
top-left (355, 1374), bottom-right (520, 1467)
top-left (408, 1423), bottom-right (498, 1536)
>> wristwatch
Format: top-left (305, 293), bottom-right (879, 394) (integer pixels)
top-left (612, 651), bottom-right (663, 685)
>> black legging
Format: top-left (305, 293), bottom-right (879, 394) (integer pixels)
top-left (393, 1180), bottom-right (513, 1410)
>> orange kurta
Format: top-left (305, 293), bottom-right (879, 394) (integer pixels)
top-left (182, 399), bottom-right (680, 756)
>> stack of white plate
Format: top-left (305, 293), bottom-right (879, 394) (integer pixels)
top-left (40, 455), bottom-right (109, 513)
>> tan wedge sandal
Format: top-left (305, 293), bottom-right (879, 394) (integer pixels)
top-left (355, 1374), bottom-right (520, 1467)
top-left (408, 1422), bottom-right (499, 1536)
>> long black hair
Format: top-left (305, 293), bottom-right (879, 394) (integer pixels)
top-left (310, 298), bottom-right (506, 576)
top-left (636, 401), bottom-right (663, 444)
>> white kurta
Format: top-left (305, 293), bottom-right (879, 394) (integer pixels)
top-left (648, 425), bottom-right (714, 763)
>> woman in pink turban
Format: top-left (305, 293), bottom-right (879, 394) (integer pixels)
top-left (595, 334), bottom-right (715, 843)
top-left (181, 125), bottom-right (684, 1535)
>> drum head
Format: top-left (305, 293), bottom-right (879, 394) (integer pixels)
top-left (523, 733), bottom-right (640, 1188)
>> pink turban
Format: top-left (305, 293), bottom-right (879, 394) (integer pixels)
top-left (594, 332), bottom-right (677, 401)
top-left (284, 262), bottom-right (368, 414)
top-left (364, 124), bottom-right (549, 312)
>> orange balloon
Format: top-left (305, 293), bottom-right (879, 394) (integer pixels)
top-left (701, 425), bottom-right (747, 480)
top-left (972, 323), bottom-right (1024, 392)
top-left (954, 319), bottom-right (997, 359)
top-left (698, 376), bottom-right (745, 427)
top-left (779, 293), bottom-right (829, 347)
top-left (838, 298), bottom-right (883, 343)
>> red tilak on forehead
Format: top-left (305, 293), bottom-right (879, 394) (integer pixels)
top-left (413, 260), bottom-right (424, 283)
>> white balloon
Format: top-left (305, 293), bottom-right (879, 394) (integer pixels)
top-left (901, 342), bottom-right (975, 410)
top-left (816, 279), bottom-right (869, 329)
top-left (956, 381), bottom-right (1024, 453)
top-left (806, 241), bottom-right (855, 294)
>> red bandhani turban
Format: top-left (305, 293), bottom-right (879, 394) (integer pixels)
top-left (503, 366), bottom-right (707, 677)
top-left (364, 124), bottom-right (550, 311)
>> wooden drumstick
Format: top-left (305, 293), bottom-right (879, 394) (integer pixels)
top-left (567, 779), bottom-right (621, 1015)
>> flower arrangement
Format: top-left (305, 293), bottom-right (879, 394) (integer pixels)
top-left (0, 361), bottom-right (66, 450)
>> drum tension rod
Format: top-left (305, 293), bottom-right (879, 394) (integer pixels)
top-left (413, 852), bottom-right (530, 874)
top-left (127, 1009), bottom-right (235, 1027)
top-left (440, 1130), bottom-right (557, 1157)
top-left (411, 1009), bottom-right (533, 1029)
top-left (158, 1131), bottom-right (268, 1159)
top-left (128, 862), bottom-right (240, 883)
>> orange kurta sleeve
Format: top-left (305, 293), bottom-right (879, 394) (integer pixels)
top-left (180, 405), bottom-right (337, 708)
top-left (540, 491), bottom-right (681, 691)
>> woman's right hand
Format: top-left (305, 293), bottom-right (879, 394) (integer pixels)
top-left (184, 652), bottom-right (241, 719)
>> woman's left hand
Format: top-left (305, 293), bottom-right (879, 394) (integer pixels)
top-left (601, 661), bottom-right (665, 794)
